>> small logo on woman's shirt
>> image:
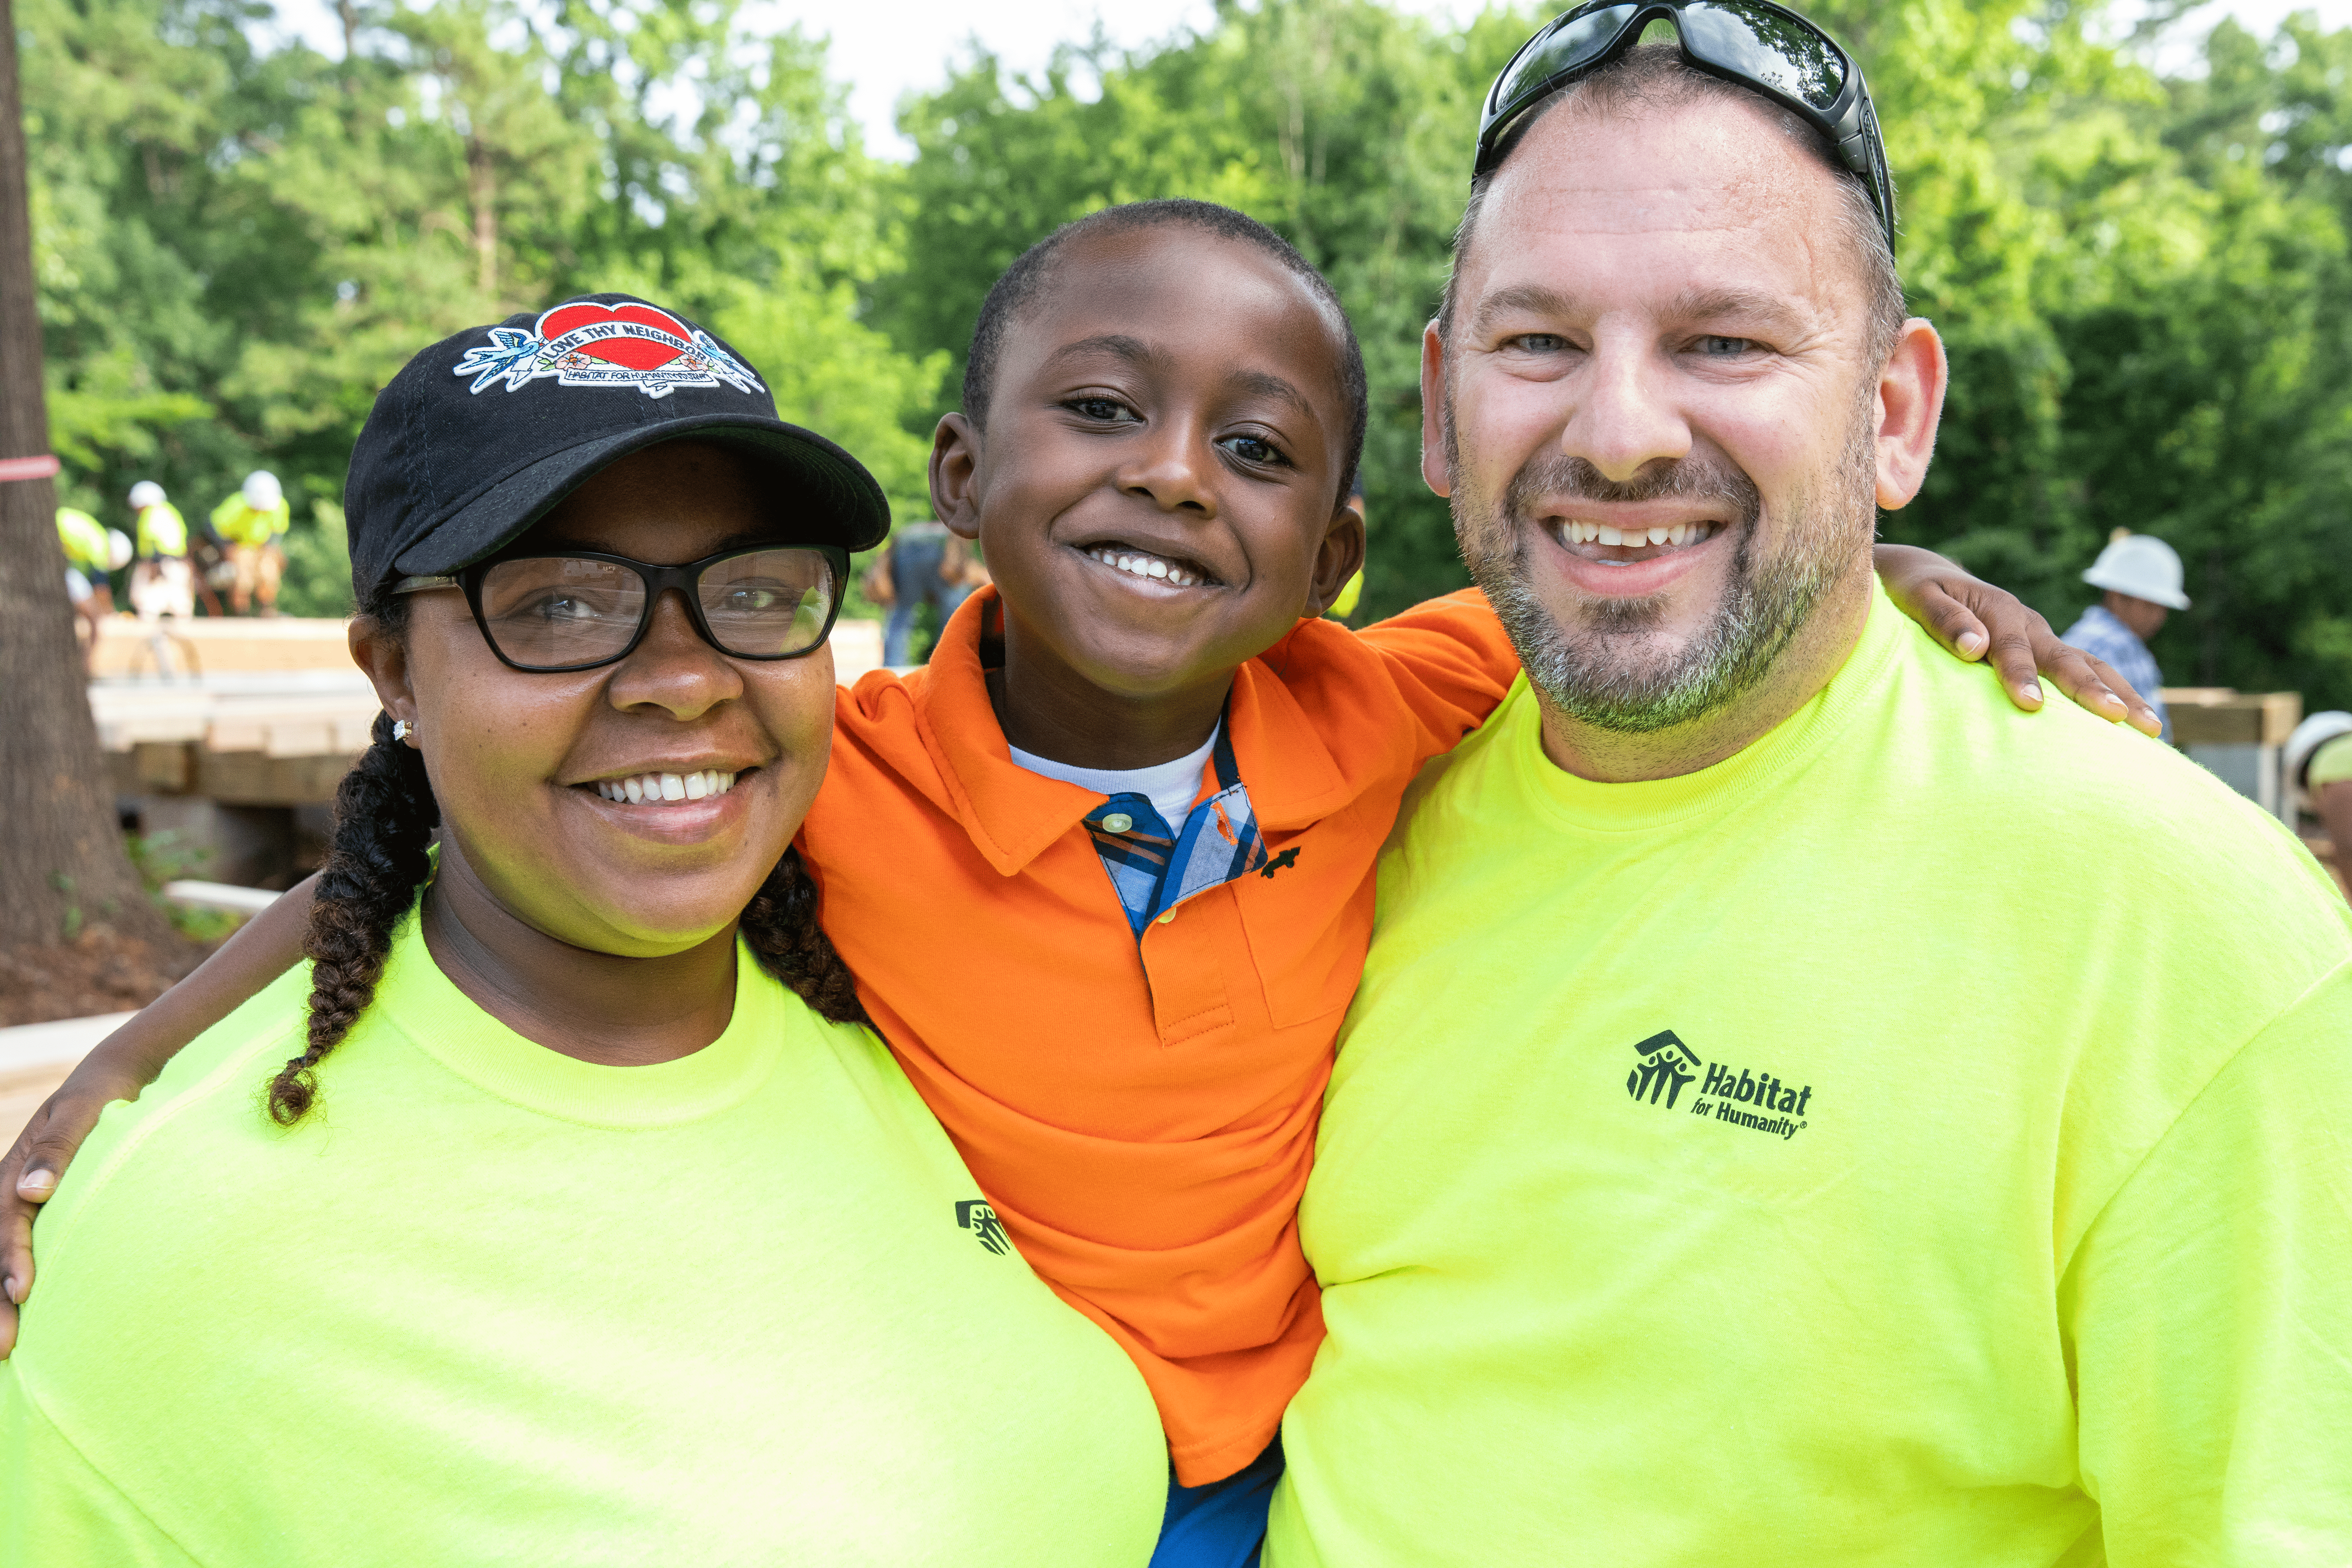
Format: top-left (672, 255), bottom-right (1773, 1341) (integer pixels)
top-left (957, 1200), bottom-right (1012, 1255)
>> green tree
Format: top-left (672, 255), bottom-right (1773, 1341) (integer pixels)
top-left (22, 0), bottom-right (943, 613)
top-left (883, 0), bottom-right (2352, 706)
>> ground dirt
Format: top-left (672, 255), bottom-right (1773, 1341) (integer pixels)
top-left (0, 925), bottom-right (215, 1028)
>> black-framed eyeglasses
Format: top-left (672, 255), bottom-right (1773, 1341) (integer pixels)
top-left (1475, 1), bottom-right (1896, 252)
top-left (393, 543), bottom-right (849, 673)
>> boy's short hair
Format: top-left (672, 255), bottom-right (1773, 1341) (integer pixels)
top-left (962, 199), bottom-right (1371, 511)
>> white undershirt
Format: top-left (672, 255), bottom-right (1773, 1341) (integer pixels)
top-left (1009, 723), bottom-right (1221, 830)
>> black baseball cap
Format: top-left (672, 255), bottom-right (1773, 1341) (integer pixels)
top-left (344, 293), bottom-right (891, 597)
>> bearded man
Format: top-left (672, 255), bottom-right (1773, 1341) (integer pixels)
top-left (1266, 10), bottom-right (2352, 1567)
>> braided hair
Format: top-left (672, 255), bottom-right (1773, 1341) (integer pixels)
top-left (266, 597), bottom-right (868, 1126)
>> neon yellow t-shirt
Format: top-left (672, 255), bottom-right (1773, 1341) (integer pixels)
top-left (3, 913), bottom-right (1165, 1565)
top-left (2311, 732), bottom-right (2352, 789)
top-left (210, 493), bottom-right (290, 547)
top-left (55, 508), bottom-right (109, 574)
top-left (134, 501), bottom-right (186, 558)
top-left (1270, 586), bottom-right (2352, 1567)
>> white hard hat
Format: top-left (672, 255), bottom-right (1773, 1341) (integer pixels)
top-left (128, 480), bottom-right (165, 509)
top-left (106, 529), bottom-right (133, 571)
top-left (2082, 531), bottom-right (2190, 611)
top-left (2285, 710), bottom-right (2352, 815)
top-left (242, 469), bottom-right (282, 510)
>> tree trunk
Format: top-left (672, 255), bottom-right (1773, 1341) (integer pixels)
top-left (467, 136), bottom-right (497, 298)
top-left (0, 0), bottom-right (167, 947)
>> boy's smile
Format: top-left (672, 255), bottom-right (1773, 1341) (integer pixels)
top-left (931, 225), bottom-right (1365, 771)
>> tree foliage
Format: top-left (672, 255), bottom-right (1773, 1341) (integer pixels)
top-left (880, 0), bottom-right (2352, 707)
top-left (24, 0), bottom-right (2352, 707)
top-left (22, 0), bottom-right (941, 614)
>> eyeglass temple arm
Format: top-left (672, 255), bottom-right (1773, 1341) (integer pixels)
top-left (391, 575), bottom-right (458, 593)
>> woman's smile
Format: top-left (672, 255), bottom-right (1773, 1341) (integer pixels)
top-left (568, 761), bottom-right (762, 845)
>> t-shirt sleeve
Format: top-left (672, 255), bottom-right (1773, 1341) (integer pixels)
top-left (2061, 959), bottom-right (2352, 1565)
top-left (1350, 588), bottom-right (1522, 763)
top-left (1, 1375), bottom-right (202, 1567)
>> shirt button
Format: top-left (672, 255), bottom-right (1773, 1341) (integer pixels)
top-left (1102, 812), bottom-right (1133, 833)
top-left (1156, 910), bottom-right (1176, 924)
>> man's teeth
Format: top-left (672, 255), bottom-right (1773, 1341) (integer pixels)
top-left (592, 769), bottom-right (738, 804)
top-left (1088, 546), bottom-right (1204, 587)
top-left (1560, 520), bottom-right (1721, 548)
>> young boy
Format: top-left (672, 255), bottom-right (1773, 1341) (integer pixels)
top-left (1, 202), bottom-right (2150, 1562)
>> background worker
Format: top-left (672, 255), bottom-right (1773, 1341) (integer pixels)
top-left (55, 505), bottom-right (123, 673)
top-left (865, 518), bottom-right (981, 665)
top-left (2289, 711), bottom-right (2352, 903)
top-left (2061, 528), bottom-right (2189, 743)
top-left (126, 480), bottom-right (195, 622)
top-left (210, 469), bottom-right (291, 615)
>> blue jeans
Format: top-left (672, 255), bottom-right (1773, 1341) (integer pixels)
top-left (1152, 1435), bottom-right (1282, 1568)
top-left (881, 534), bottom-right (974, 665)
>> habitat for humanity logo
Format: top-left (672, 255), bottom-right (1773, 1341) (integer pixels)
top-left (956, 1199), bottom-right (1012, 1256)
top-left (452, 300), bottom-right (764, 399)
top-left (1624, 1029), bottom-right (1813, 1142)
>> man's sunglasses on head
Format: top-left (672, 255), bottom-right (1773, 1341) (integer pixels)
top-left (1475, 0), bottom-right (1897, 252)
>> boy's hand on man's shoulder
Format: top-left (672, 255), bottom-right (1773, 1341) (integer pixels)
top-left (1872, 543), bottom-right (2164, 736)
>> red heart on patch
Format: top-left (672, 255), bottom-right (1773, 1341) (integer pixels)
top-left (537, 302), bottom-right (695, 373)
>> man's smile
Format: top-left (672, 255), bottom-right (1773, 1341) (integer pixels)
top-left (1549, 517), bottom-right (1724, 563)
top-left (1525, 505), bottom-right (1734, 600)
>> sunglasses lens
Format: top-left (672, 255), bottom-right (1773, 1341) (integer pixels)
top-left (477, 556), bottom-right (646, 669)
top-left (1682, 2), bottom-right (1846, 111)
top-left (696, 547), bottom-right (840, 658)
top-left (1492, 4), bottom-right (1638, 121)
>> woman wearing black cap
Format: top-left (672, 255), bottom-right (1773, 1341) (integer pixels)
top-left (0, 301), bottom-right (1165, 1563)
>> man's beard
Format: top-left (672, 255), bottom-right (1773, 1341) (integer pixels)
top-left (1452, 416), bottom-right (1876, 735)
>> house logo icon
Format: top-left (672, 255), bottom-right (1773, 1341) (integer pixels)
top-left (956, 1199), bottom-right (1012, 1256)
top-left (1626, 1030), bottom-right (1702, 1111)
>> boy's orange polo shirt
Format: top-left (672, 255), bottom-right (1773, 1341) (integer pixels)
top-left (799, 586), bottom-right (1517, 1484)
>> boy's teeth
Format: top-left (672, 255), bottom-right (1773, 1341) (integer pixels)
top-left (594, 769), bottom-right (738, 805)
top-left (1089, 546), bottom-right (1201, 588)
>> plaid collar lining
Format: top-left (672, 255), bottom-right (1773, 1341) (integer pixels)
top-left (1081, 720), bottom-right (1269, 938)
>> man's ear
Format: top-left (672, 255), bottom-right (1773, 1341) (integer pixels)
top-left (1303, 498), bottom-right (1368, 619)
top-left (931, 413), bottom-right (983, 542)
top-left (1875, 319), bottom-right (1948, 511)
top-left (349, 614), bottom-right (418, 740)
top-left (1420, 321), bottom-right (1452, 499)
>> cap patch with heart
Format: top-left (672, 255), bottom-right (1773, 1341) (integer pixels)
top-left (451, 300), bottom-right (765, 401)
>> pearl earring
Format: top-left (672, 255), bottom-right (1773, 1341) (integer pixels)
top-left (392, 719), bottom-right (415, 743)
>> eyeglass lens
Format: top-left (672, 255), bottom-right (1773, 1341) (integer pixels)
top-left (475, 549), bottom-right (839, 668)
top-left (1680, 3), bottom-right (1845, 112)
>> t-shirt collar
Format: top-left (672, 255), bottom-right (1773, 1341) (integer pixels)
top-left (1513, 581), bottom-right (1905, 834)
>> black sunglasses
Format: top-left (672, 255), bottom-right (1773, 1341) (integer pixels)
top-left (1475, 1), bottom-right (1896, 252)
top-left (394, 543), bottom-right (850, 673)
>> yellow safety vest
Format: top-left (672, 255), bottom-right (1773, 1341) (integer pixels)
top-left (136, 503), bottom-right (188, 558)
top-left (57, 508), bottom-right (110, 573)
top-left (211, 494), bottom-right (291, 548)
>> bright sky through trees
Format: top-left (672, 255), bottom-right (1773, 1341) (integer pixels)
top-left (248, 0), bottom-right (2349, 154)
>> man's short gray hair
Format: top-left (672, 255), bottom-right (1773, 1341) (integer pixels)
top-left (1442, 43), bottom-right (1904, 369)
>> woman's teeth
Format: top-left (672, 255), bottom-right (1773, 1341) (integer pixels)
top-left (593, 769), bottom-right (737, 805)
top-left (1088, 546), bottom-right (1205, 587)
top-left (1560, 520), bottom-right (1721, 548)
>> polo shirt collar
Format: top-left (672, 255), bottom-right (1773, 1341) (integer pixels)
top-left (909, 590), bottom-right (1351, 875)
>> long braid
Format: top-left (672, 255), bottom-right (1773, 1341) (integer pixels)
top-left (739, 847), bottom-right (868, 1027)
top-left (267, 707), bottom-right (439, 1125)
